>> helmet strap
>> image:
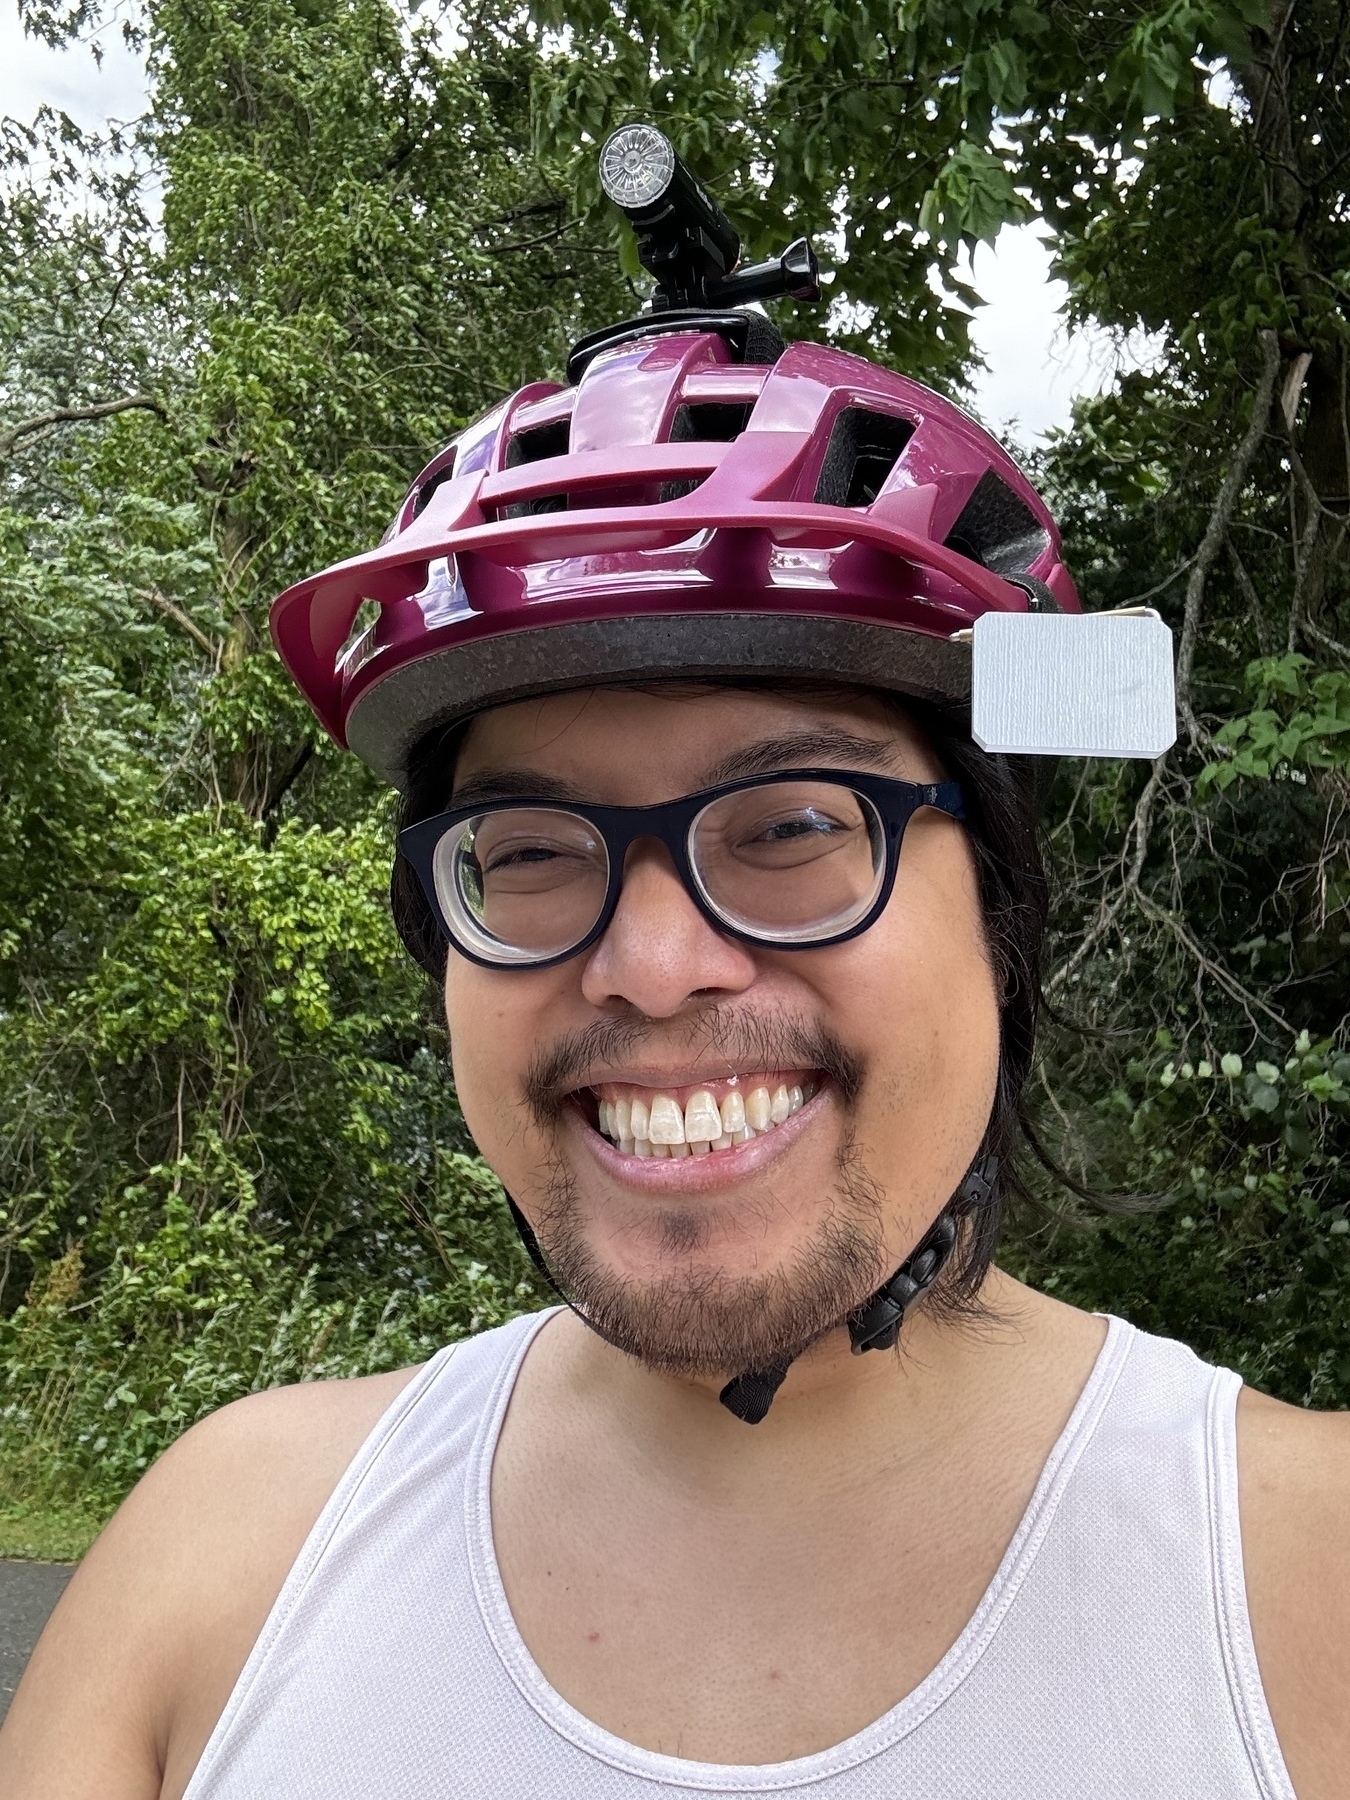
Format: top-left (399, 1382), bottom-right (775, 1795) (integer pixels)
top-left (718, 1155), bottom-right (996, 1424)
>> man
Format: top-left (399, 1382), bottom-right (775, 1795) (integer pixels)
top-left (4, 146), bottom-right (1349, 1798)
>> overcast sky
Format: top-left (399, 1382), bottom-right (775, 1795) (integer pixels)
top-left (1, 10), bottom-right (1151, 444)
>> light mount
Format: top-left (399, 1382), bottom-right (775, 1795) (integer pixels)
top-left (597, 122), bottom-right (821, 314)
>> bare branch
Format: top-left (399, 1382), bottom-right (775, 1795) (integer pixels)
top-left (1176, 331), bottom-right (1281, 744)
top-left (1131, 889), bottom-right (1294, 1035)
top-left (0, 394), bottom-right (165, 462)
top-left (260, 743), bottom-right (315, 828)
top-left (1226, 535), bottom-right (1275, 653)
top-left (1300, 616), bottom-right (1350, 663)
top-left (1048, 755), bottom-right (1171, 992)
top-left (135, 586), bottom-right (218, 660)
top-left (1118, 553), bottom-right (1199, 608)
top-left (1281, 350), bottom-right (1312, 430)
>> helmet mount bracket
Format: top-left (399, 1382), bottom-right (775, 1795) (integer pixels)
top-left (589, 123), bottom-right (821, 370)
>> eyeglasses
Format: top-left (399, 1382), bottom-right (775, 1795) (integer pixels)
top-left (399, 769), bottom-right (965, 971)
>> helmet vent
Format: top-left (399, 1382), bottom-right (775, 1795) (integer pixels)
top-left (499, 420), bottom-right (574, 517)
top-left (669, 402), bottom-right (753, 443)
top-left (505, 420), bottom-right (571, 467)
top-left (660, 404), bottom-right (751, 500)
top-left (410, 460), bottom-right (458, 521)
top-left (942, 470), bottom-right (1049, 575)
top-left (813, 408), bottom-right (915, 509)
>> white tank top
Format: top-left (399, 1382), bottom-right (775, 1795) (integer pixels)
top-left (183, 1309), bottom-right (1297, 1799)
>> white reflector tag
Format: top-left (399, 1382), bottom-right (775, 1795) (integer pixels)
top-left (971, 609), bottom-right (1177, 760)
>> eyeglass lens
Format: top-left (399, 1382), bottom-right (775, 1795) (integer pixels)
top-left (432, 780), bottom-right (887, 964)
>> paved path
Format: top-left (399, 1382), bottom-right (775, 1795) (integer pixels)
top-left (0, 1560), bottom-right (74, 1725)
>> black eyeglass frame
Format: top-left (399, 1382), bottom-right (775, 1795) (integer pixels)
top-left (398, 769), bottom-right (966, 972)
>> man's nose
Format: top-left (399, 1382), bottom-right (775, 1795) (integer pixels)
top-left (579, 840), bottom-right (757, 1017)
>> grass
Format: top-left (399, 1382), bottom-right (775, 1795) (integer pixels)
top-left (0, 1471), bottom-right (105, 1562)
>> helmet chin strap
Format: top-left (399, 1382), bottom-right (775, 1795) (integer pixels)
top-left (505, 1155), bottom-right (997, 1426)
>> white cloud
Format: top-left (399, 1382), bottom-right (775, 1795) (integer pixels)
top-left (1, 6), bottom-right (148, 130)
top-left (960, 224), bottom-right (1166, 445)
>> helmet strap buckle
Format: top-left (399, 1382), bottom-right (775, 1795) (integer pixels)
top-left (507, 1159), bottom-right (996, 1429)
top-left (719, 1154), bottom-right (996, 1423)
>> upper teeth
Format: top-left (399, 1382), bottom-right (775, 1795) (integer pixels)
top-left (595, 1083), bottom-right (814, 1156)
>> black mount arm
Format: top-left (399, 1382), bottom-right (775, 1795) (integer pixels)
top-left (598, 123), bottom-right (821, 315)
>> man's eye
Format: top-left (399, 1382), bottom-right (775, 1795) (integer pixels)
top-left (755, 811), bottom-right (843, 842)
top-left (485, 843), bottom-right (567, 870)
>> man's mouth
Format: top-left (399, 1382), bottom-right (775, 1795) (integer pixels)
top-left (576, 1072), bottom-right (820, 1159)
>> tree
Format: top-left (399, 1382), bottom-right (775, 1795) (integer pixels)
top-left (0, 0), bottom-right (635, 1515)
top-left (3, 0), bottom-right (1349, 1531)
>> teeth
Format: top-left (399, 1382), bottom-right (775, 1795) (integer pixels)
top-left (648, 1095), bottom-right (686, 1145)
top-left (684, 1090), bottom-right (722, 1143)
top-left (745, 1087), bottom-right (773, 1131)
top-left (593, 1079), bottom-right (819, 1155)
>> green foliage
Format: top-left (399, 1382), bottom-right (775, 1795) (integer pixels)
top-left (1021, 1032), bottom-right (1350, 1402)
top-left (1200, 656), bottom-right (1350, 792)
top-left (0, 0), bottom-right (624, 1516)
top-left (528, 0), bottom-right (1275, 381)
top-left (1010, 0), bottom-right (1350, 1399)
top-left (3, 0), bottom-right (1350, 1532)
top-left (4, 1148), bottom-right (533, 1507)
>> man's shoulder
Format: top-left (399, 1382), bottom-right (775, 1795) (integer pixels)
top-left (1237, 1385), bottom-right (1350, 1799)
top-left (167, 1362), bottom-right (424, 1484)
top-left (1239, 1380), bottom-right (1350, 1463)
top-left (113, 1361), bottom-right (426, 1640)
top-left (0, 1365), bottom-right (422, 1799)
top-left (1238, 1382), bottom-right (1350, 1543)
top-left (133, 1363), bottom-right (425, 1573)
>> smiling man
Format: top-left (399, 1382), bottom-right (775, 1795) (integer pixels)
top-left (6, 211), bottom-right (1350, 1800)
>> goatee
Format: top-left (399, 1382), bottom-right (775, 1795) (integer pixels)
top-left (521, 1007), bottom-right (886, 1378)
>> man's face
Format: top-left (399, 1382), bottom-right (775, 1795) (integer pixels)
top-left (444, 685), bottom-right (1000, 1380)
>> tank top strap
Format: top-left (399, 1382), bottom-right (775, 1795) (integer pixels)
top-left (185, 1310), bottom-right (555, 1796)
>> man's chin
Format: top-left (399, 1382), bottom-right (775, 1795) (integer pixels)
top-left (536, 1216), bottom-right (888, 1381)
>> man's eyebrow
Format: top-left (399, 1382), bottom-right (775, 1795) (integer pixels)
top-left (699, 731), bottom-right (903, 787)
top-left (450, 731), bottom-right (903, 809)
top-left (449, 768), bottom-right (591, 808)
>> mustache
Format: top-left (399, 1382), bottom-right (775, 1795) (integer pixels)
top-left (522, 1005), bottom-right (865, 1122)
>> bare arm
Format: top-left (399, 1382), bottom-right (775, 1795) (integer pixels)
top-left (1239, 1386), bottom-right (1350, 1800)
top-left (0, 1368), bottom-right (417, 1800)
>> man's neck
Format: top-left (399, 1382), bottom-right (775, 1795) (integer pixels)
top-left (537, 1268), bottom-right (1101, 1496)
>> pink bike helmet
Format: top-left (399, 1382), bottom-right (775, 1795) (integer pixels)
top-left (271, 155), bottom-right (1078, 789)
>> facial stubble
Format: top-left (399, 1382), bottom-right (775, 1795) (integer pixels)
top-left (522, 1013), bottom-right (891, 1379)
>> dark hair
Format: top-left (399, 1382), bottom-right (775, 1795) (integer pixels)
top-left (389, 684), bottom-right (1049, 1300)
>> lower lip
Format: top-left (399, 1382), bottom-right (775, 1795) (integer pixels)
top-left (572, 1084), bottom-right (830, 1190)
